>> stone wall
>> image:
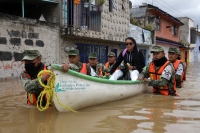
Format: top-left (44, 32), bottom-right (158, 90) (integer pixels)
top-left (0, 13), bottom-right (60, 81)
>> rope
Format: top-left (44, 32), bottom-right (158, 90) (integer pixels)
top-left (37, 70), bottom-right (55, 111)
top-left (37, 70), bottom-right (77, 112)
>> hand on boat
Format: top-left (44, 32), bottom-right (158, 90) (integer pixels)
top-left (144, 78), bottom-right (151, 82)
top-left (61, 63), bottom-right (69, 72)
top-left (104, 73), bottom-right (110, 77)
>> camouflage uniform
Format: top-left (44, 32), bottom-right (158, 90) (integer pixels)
top-left (103, 52), bottom-right (116, 73)
top-left (169, 48), bottom-right (184, 88)
top-left (138, 46), bottom-right (176, 95)
top-left (19, 50), bottom-right (45, 94)
top-left (68, 49), bottom-right (91, 75)
top-left (87, 52), bottom-right (103, 77)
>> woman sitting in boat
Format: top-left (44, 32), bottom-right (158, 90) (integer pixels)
top-left (68, 48), bottom-right (91, 75)
top-left (106, 37), bottom-right (145, 80)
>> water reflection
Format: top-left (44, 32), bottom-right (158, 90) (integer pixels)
top-left (0, 62), bottom-right (200, 133)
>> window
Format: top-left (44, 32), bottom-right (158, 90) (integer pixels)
top-left (109, 0), bottom-right (117, 12)
top-left (190, 28), bottom-right (196, 44)
top-left (77, 43), bottom-right (108, 63)
top-left (172, 26), bottom-right (178, 36)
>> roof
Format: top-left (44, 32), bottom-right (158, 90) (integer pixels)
top-left (156, 37), bottom-right (185, 47)
top-left (131, 4), bottom-right (184, 25)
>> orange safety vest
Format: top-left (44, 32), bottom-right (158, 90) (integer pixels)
top-left (74, 0), bottom-right (80, 4)
top-left (105, 62), bottom-right (118, 74)
top-left (173, 60), bottom-right (185, 87)
top-left (26, 65), bottom-right (47, 105)
top-left (149, 61), bottom-right (176, 96)
top-left (80, 63), bottom-right (87, 75)
top-left (180, 60), bottom-right (186, 81)
top-left (98, 67), bottom-right (103, 77)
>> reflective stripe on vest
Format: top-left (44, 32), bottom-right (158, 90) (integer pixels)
top-left (149, 61), bottom-right (176, 96)
top-left (26, 65), bottom-right (46, 105)
top-left (173, 60), bottom-right (184, 82)
top-left (80, 63), bottom-right (87, 75)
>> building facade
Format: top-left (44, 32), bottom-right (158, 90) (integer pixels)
top-left (130, 4), bottom-right (184, 60)
top-left (178, 17), bottom-right (196, 62)
top-left (0, 0), bottom-right (132, 80)
top-left (193, 31), bottom-right (200, 62)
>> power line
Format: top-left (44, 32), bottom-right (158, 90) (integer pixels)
top-left (159, 0), bottom-right (187, 17)
top-left (151, 0), bottom-right (182, 17)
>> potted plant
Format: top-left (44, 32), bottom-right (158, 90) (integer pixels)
top-left (84, 0), bottom-right (94, 8)
top-left (98, 0), bottom-right (106, 12)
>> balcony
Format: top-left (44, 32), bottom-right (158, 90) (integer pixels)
top-left (190, 44), bottom-right (196, 48)
top-left (73, 2), bottom-right (101, 32)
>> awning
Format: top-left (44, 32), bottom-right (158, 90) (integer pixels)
top-left (156, 37), bottom-right (184, 47)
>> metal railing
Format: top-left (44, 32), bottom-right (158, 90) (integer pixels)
top-left (74, 1), bottom-right (101, 32)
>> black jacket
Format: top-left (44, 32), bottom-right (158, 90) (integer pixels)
top-left (110, 49), bottom-right (145, 74)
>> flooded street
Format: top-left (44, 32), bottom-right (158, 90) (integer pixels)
top-left (1, 63), bottom-right (200, 133)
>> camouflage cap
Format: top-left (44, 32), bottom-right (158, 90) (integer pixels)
top-left (68, 49), bottom-right (79, 55)
top-left (88, 52), bottom-right (98, 58)
top-left (177, 49), bottom-right (181, 55)
top-left (168, 47), bottom-right (178, 53)
top-left (108, 52), bottom-right (116, 57)
top-left (22, 49), bottom-right (41, 61)
top-left (150, 45), bottom-right (164, 53)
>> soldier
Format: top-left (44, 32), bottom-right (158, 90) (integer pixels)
top-left (168, 47), bottom-right (185, 88)
top-left (87, 52), bottom-right (103, 77)
top-left (68, 48), bottom-right (91, 75)
top-left (137, 45), bottom-right (177, 96)
top-left (20, 49), bottom-right (69, 106)
top-left (177, 49), bottom-right (187, 81)
top-left (103, 52), bottom-right (118, 76)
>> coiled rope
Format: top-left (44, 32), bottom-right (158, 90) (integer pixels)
top-left (37, 70), bottom-right (76, 112)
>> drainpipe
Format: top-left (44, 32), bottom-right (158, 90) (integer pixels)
top-left (22, 0), bottom-right (24, 17)
top-left (67, 0), bottom-right (74, 35)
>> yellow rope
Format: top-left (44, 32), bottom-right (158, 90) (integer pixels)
top-left (37, 70), bottom-right (77, 112)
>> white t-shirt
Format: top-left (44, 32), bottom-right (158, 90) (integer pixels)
top-left (161, 64), bottom-right (173, 80)
top-left (176, 63), bottom-right (184, 76)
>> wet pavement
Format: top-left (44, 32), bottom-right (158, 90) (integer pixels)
top-left (0, 62), bottom-right (200, 133)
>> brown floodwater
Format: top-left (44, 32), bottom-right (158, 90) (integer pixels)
top-left (0, 62), bottom-right (200, 133)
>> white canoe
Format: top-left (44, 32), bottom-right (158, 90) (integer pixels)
top-left (51, 64), bottom-right (151, 112)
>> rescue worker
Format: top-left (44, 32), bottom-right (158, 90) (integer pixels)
top-left (137, 45), bottom-right (177, 96)
top-left (103, 52), bottom-right (118, 76)
top-left (107, 37), bottom-right (145, 80)
top-left (177, 49), bottom-right (187, 81)
top-left (68, 48), bottom-right (91, 75)
top-left (20, 49), bottom-right (69, 106)
top-left (168, 47), bottom-right (184, 88)
top-left (87, 52), bottom-right (103, 77)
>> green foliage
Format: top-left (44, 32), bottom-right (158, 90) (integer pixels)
top-left (130, 17), bottom-right (140, 26)
top-left (97, 0), bottom-right (106, 5)
top-left (180, 40), bottom-right (190, 46)
top-left (145, 24), bottom-right (153, 31)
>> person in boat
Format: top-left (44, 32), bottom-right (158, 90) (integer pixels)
top-left (20, 49), bottom-right (69, 106)
top-left (87, 52), bottom-right (104, 77)
top-left (103, 52), bottom-right (118, 76)
top-left (68, 48), bottom-right (91, 75)
top-left (177, 49), bottom-right (187, 81)
top-left (137, 45), bottom-right (177, 96)
top-left (107, 37), bottom-right (145, 80)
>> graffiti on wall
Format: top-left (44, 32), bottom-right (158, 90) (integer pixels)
top-left (0, 27), bottom-right (57, 81)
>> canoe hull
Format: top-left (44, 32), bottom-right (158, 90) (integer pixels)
top-left (52, 70), bottom-right (150, 112)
